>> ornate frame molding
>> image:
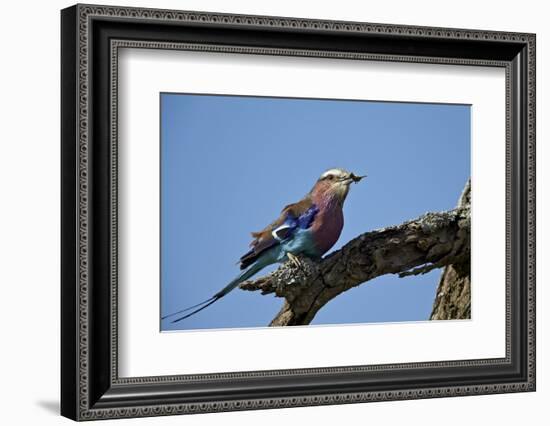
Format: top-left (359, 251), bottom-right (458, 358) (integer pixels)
top-left (61, 4), bottom-right (535, 421)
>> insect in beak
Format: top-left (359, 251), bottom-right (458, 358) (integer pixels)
top-left (349, 173), bottom-right (367, 183)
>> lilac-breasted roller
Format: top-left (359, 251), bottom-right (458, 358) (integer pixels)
top-left (162, 168), bottom-right (366, 323)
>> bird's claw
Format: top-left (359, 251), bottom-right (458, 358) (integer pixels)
top-left (287, 252), bottom-right (304, 271)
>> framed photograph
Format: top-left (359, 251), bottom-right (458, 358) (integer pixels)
top-left (61, 4), bottom-right (536, 421)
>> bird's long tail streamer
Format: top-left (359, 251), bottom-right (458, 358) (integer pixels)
top-left (160, 297), bottom-right (217, 321)
top-left (162, 261), bottom-right (265, 323)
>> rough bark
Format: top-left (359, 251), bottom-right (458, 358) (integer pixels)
top-left (430, 180), bottom-right (471, 320)
top-left (240, 183), bottom-right (471, 326)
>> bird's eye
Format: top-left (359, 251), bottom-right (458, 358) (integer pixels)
top-left (326, 175), bottom-right (334, 180)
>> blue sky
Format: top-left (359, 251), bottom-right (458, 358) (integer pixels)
top-left (160, 93), bottom-right (470, 331)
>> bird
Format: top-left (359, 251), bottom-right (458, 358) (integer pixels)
top-left (162, 168), bottom-right (366, 324)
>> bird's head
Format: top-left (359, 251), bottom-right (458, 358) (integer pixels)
top-left (311, 168), bottom-right (366, 205)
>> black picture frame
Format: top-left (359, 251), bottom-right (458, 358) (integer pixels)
top-left (61, 3), bottom-right (536, 421)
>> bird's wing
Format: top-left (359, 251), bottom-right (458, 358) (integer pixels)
top-left (238, 197), bottom-right (317, 270)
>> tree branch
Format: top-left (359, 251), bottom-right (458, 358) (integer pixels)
top-left (239, 191), bottom-right (471, 326)
top-left (430, 180), bottom-right (471, 320)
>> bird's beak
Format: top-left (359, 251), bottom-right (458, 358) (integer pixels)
top-left (349, 172), bottom-right (367, 184)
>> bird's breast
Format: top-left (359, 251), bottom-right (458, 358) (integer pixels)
top-left (310, 205), bottom-right (344, 255)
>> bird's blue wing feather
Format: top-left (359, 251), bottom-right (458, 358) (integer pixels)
top-left (239, 199), bottom-right (318, 270)
top-left (296, 205), bottom-right (319, 229)
top-left (274, 205), bottom-right (319, 240)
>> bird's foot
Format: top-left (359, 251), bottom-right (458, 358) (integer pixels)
top-left (287, 252), bottom-right (304, 271)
